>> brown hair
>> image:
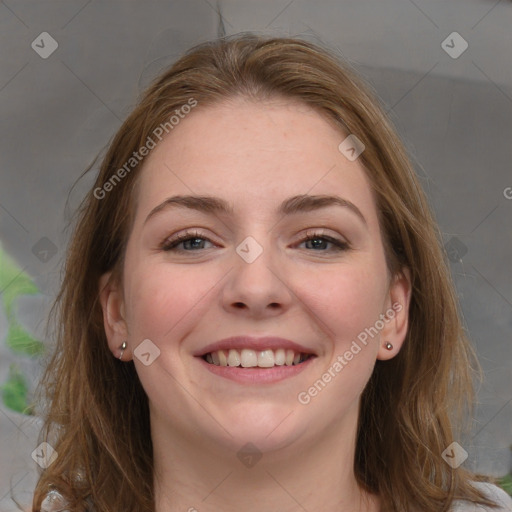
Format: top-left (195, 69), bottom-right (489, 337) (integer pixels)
top-left (32, 33), bottom-right (498, 511)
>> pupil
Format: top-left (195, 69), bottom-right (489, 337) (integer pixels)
top-left (187, 238), bottom-right (203, 249)
top-left (309, 238), bottom-right (325, 249)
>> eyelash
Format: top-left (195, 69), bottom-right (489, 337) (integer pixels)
top-left (160, 229), bottom-right (350, 253)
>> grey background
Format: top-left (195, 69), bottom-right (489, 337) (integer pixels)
top-left (1, 0), bottom-right (511, 510)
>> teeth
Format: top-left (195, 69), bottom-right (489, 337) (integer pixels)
top-left (218, 349), bottom-right (228, 366)
top-left (227, 349), bottom-right (241, 367)
top-left (274, 348), bottom-right (286, 366)
top-left (257, 349), bottom-right (275, 368)
top-left (204, 348), bottom-right (311, 368)
top-left (240, 349), bottom-right (258, 367)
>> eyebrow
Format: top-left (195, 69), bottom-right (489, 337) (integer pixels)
top-left (144, 194), bottom-right (367, 226)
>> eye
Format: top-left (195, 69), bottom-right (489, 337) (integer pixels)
top-left (296, 230), bottom-right (350, 252)
top-left (160, 230), bottom-right (215, 252)
top-left (160, 229), bottom-right (350, 253)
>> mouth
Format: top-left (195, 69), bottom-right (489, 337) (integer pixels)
top-left (195, 348), bottom-right (317, 384)
top-left (193, 336), bottom-right (318, 384)
top-left (202, 348), bottom-right (314, 368)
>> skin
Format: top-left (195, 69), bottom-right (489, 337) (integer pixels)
top-left (99, 97), bottom-right (411, 512)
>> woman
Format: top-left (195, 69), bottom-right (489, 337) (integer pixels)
top-left (33, 33), bottom-right (512, 511)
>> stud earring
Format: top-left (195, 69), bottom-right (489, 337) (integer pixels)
top-left (118, 341), bottom-right (127, 360)
top-left (384, 342), bottom-right (393, 351)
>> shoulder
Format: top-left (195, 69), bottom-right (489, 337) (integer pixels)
top-left (450, 482), bottom-right (512, 511)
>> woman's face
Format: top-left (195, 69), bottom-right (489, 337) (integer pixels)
top-left (100, 97), bottom-right (410, 454)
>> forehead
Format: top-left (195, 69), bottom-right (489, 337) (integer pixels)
top-left (134, 97), bottom-right (378, 224)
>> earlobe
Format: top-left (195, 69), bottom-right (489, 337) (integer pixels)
top-left (377, 267), bottom-right (412, 361)
top-left (99, 272), bottom-right (130, 360)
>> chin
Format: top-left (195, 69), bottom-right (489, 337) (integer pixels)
top-left (204, 403), bottom-right (308, 455)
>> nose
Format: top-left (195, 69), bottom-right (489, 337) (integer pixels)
top-left (221, 236), bottom-right (293, 318)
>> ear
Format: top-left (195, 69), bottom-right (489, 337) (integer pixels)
top-left (99, 271), bottom-right (131, 360)
top-left (377, 267), bottom-right (412, 361)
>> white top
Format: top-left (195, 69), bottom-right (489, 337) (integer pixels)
top-left (451, 482), bottom-right (512, 511)
top-left (39, 481), bottom-right (511, 511)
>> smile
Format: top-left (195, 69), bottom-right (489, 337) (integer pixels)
top-left (194, 335), bottom-right (318, 383)
top-left (203, 348), bottom-right (313, 368)
top-left (196, 351), bottom-right (316, 384)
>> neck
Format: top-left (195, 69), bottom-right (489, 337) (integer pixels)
top-left (152, 405), bottom-right (379, 512)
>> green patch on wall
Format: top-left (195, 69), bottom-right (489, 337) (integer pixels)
top-left (1, 242), bottom-right (44, 414)
top-left (0, 364), bottom-right (34, 415)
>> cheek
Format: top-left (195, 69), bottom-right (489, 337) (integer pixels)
top-left (296, 264), bottom-right (387, 414)
top-left (123, 262), bottom-right (218, 343)
top-left (306, 261), bottom-right (389, 346)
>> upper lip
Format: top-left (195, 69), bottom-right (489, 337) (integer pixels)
top-left (193, 336), bottom-right (317, 357)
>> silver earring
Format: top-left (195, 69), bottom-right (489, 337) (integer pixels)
top-left (384, 342), bottom-right (393, 351)
top-left (119, 341), bottom-right (127, 360)
top-left (41, 489), bottom-right (68, 512)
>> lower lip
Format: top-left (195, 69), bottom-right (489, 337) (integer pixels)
top-left (196, 356), bottom-right (316, 384)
